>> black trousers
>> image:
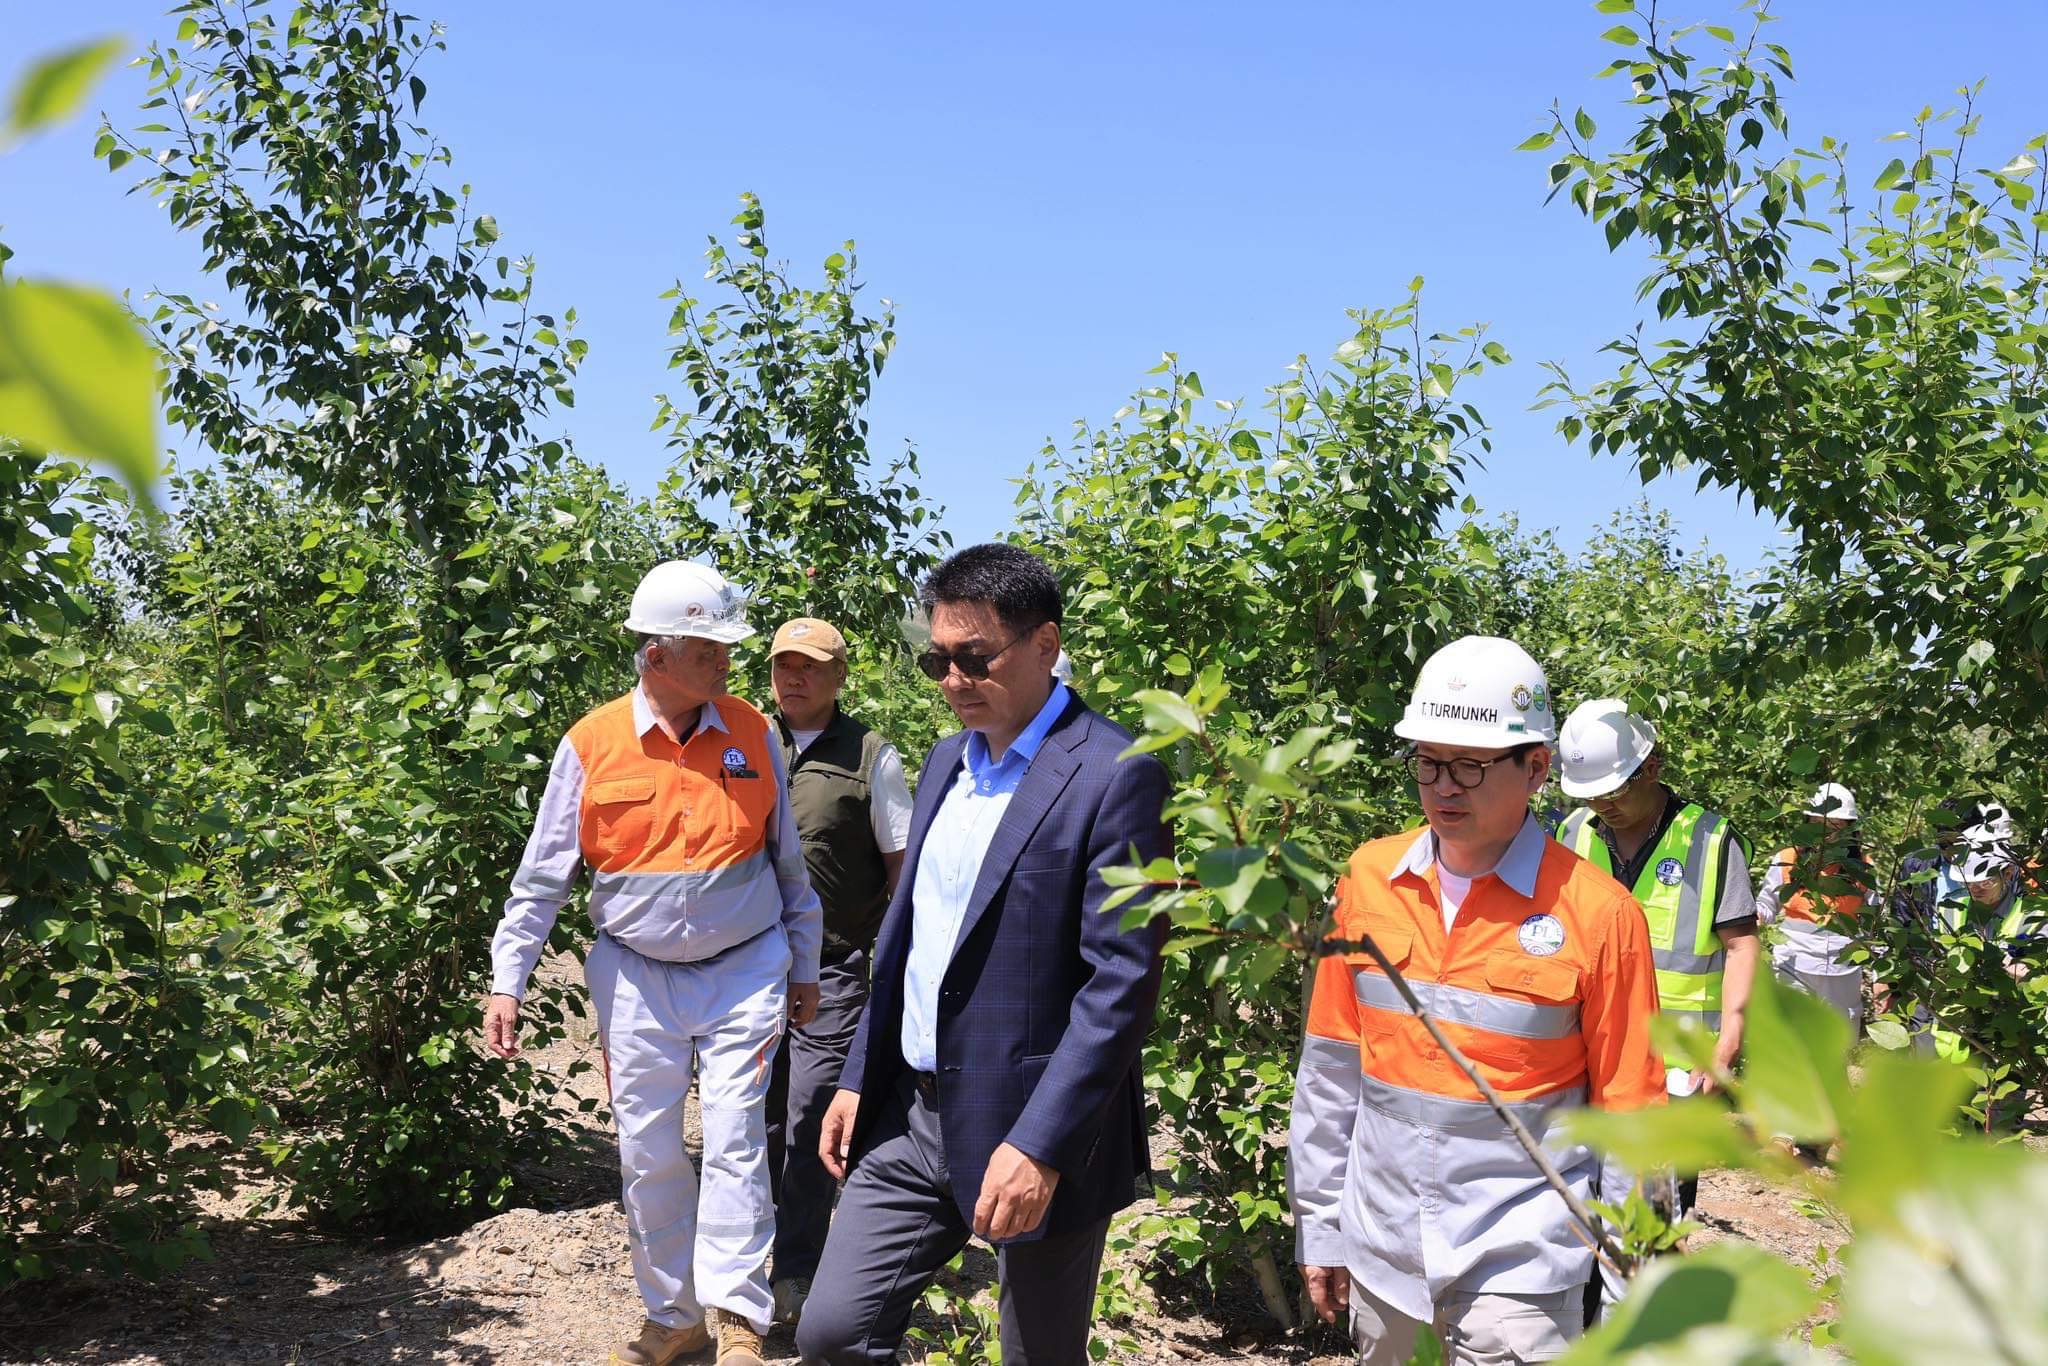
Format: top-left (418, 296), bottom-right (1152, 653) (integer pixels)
top-left (793, 1070), bottom-right (1110, 1365)
top-left (766, 951), bottom-right (869, 1283)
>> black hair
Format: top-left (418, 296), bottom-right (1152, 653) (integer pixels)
top-left (918, 543), bottom-right (1063, 635)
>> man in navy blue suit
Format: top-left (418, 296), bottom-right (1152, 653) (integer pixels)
top-left (794, 543), bottom-right (1170, 1365)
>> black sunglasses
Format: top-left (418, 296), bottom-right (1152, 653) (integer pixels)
top-left (917, 629), bottom-right (1032, 682)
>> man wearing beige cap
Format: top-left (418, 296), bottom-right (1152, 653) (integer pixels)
top-left (763, 617), bottom-right (915, 1326)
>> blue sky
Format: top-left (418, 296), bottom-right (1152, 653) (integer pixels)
top-left (11, 2), bottom-right (2048, 575)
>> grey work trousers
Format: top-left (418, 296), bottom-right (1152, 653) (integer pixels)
top-left (794, 1070), bottom-right (1110, 1365)
top-left (1352, 1279), bottom-right (1583, 1365)
top-left (765, 951), bottom-right (869, 1283)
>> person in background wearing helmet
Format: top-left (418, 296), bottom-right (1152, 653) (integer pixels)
top-left (1890, 798), bottom-right (1993, 925)
top-left (1554, 703), bottom-right (1760, 1097)
top-left (1290, 637), bottom-right (1664, 1366)
top-left (482, 561), bottom-right (824, 1366)
top-left (761, 617), bottom-right (914, 1328)
top-left (1917, 835), bottom-right (2044, 1082)
top-left (1937, 833), bottom-right (2043, 951)
top-left (1756, 784), bottom-right (1877, 1038)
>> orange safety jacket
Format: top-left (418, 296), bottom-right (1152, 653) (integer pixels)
top-left (490, 686), bottom-right (823, 1001)
top-left (1288, 816), bottom-right (1663, 1320)
top-left (1771, 847), bottom-right (1864, 924)
top-left (1761, 846), bottom-right (1866, 978)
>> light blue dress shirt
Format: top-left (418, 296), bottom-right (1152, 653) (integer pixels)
top-left (900, 683), bottom-right (1072, 1073)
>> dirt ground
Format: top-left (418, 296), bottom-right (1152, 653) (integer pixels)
top-left (1, 960), bottom-right (1833, 1365)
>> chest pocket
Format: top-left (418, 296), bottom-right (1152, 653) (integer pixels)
top-left (1447, 951), bottom-right (1584, 1072)
top-left (584, 775), bottom-right (658, 866)
top-left (1345, 921), bottom-right (1414, 1049)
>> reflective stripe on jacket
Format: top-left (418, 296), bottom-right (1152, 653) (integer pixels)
top-left (1760, 847), bottom-right (1864, 976)
top-left (1287, 816), bottom-right (1664, 1321)
top-left (490, 687), bottom-right (824, 1000)
top-left (573, 691), bottom-right (789, 963)
top-left (1558, 804), bottom-right (1732, 1029)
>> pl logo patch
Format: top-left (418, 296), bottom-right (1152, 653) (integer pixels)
top-left (1518, 913), bottom-right (1566, 957)
top-left (721, 746), bottom-right (759, 778)
top-left (1656, 857), bottom-right (1685, 886)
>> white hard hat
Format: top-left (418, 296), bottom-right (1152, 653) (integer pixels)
top-left (622, 561), bottom-right (755, 644)
top-left (1803, 782), bottom-right (1860, 822)
top-left (1556, 699), bottom-right (1657, 800)
top-left (1971, 803), bottom-right (2016, 845)
top-left (1963, 816), bottom-right (2015, 856)
top-left (1959, 845), bottom-right (2013, 884)
top-left (1393, 635), bottom-right (1557, 748)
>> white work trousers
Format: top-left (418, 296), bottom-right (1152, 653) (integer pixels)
top-left (1351, 1279), bottom-right (1582, 1365)
top-left (587, 925), bottom-right (789, 1335)
top-left (1772, 960), bottom-right (1865, 1043)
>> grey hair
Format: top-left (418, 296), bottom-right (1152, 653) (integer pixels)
top-left (633, 633), bottom-right (692, 677)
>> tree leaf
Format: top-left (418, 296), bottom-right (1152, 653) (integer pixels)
top-left (0, 281), bottom-right (160, 505)
top-left (1735, 969), bottom-right (1851, 1143)
top-left (1841, 1146), bottom-right (2048, 1366)
top-left (1194, 846), bottom-right (1269, 915)
top-left (1567, 1241), bottom-right (1817, 1362)
top-left (7, 36), bottom-right (125, 138)
top-left (1566, 1098), bottom-right (1755, 1176)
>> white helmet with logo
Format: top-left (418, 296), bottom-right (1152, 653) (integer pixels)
top-left (1393, 635), bottom-right (1556, 748)
top-left (1969, 803), bottom-right (2016, 847)
top-left (1959, 844), bottom-right (2014, 885)
top-left (1556, 699), bottom-right (1657, 800)
top-left (1803, 782), bottom-right (1860, 822)
top-left (622, 561), bottom-right (755, 644)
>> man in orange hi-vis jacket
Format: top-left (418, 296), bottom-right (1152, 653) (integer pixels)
top-left (1288, 635), bottom-right (1664, 1364)
top-left (482, 562), bottom-right (823, 1366)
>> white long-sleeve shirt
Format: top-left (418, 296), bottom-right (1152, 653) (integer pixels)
top-left (490, 686), bottom-right (822, 999)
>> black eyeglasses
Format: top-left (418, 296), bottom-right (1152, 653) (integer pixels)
top-left (917, 630), bottom-right (1030, 682)
top-left (1403, 750), bottom-right (1529, 791)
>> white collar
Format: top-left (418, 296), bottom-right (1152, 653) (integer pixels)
top-left (1390, 813), bottom-right (1548, 899)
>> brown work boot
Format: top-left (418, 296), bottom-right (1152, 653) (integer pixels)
top-left (611, 1316), bottom-right (709, 1366)
top-left (713, 1308), bottom-right (766, 1366)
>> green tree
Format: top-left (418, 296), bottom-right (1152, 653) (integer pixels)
top-left (1019, 289), bottom-right (1508, 1327)
top-left (98, 0), bottom-right (634, 1229)
top-left (1533, 0), bottom-right (2048, 1119)
top-left (653, 193), bottom-right (952, 754)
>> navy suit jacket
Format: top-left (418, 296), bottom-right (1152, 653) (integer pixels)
top-left (837, 693), bottom-right (1171, 1240)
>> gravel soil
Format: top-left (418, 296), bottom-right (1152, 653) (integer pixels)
top-left (1, 958), bottom-right (1831, 1365)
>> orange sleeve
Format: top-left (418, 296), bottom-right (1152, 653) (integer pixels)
top-left (1579, 886), bottom-right (1666, 1111)
top-left (1305, 876), bottom-right (1364, 1047)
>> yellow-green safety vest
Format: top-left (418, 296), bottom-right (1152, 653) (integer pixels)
top-left (1559, 803), bottom-right (1738, 1032)
top-left (1934, 891), bottom-right (2042, 941)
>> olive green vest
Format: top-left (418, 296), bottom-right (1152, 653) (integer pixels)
top-left (1559, 802), bottom-right (1737, 1032)
top-left (779, 708), bottom-right (891, 961)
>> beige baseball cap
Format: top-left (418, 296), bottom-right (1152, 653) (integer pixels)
top-left (769, 617), bottom-right (848, 664)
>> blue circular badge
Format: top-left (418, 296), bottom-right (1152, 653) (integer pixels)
top-left (1518, 913), bottom-right (1566, 957)
top-left (722, 747), bottom-right (747, 771)
top-left (1656, 857), bottom-right (1685, 886)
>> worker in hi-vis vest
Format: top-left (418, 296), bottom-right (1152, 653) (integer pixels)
top-left (1553, 702), bottom-right (1760, 1081)
top-left (1757, 783), bottom-right (1877, 1038)
top-left (483, 561), bottom-right (824, 1366)
top-left (1553, 699), bottom-right (1758, 1231)
top-left (1289, 637), bottom-right (1664, 1366)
